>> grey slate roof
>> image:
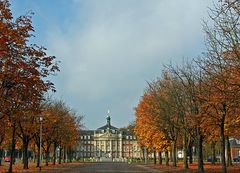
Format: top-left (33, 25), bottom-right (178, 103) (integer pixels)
top-left (81, 130), bottom-right (94, 135)
top-left (97, 124), bottom-right (118, 130)
top-left (80, 116), bottom-right (136, 138)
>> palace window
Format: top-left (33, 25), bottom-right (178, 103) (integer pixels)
top-left (236, 139), bottom-right (240, 144)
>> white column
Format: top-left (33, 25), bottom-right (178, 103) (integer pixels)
top-left (99, 141), bottom-right (101, 157)
top-left (110, 140), bottom-right (112, 158)
top-left (115, 140), bottom-right (117, 158)
top-left (120, 139), bottom-right (122, 158)
top-left (105, 140), bottom-right (107, 155)
top-left (116, 140), bottom-right (119, 158)
top-left (95, 140), bottom-right (97, 157)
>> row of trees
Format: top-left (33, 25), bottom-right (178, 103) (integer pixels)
top-left (135, 1), bottom-right (240, 173)
top-left (0, 1), bottom-right (83, 172)
top-left (0, 99), bottom-right (83, 168)
top-left (39, 99), bottom-right (83, 167)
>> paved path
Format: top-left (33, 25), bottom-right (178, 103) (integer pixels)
top-left (39, 162), bottom-right (163, 173)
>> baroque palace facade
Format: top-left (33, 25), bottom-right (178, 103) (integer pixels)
top-left (78, 115), bottom-right (143, 160)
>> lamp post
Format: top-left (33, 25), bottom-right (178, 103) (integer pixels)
top-left (39, 116), bottom-right (43, 171)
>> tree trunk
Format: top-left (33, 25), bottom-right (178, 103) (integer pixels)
top-left (68, 149), bottom-right (70, 163)
top-left (22, 136), bottom-right (30, 169)
top-left (63, 147), bottom-right (66, 163)
top-left (67, 147), bottom-right (69, 162)
top-left (172, 140), bottom-right (177, 166)
top-left (53, 142), bottom-right (57, 165)
top-left (188, 142), bottom-right (193, 164)
top-left (158, 151), bottom-right (162, 165)
top-left (45, 148), bottom-right (50, 166)
top-left (165, 150), bottom-right (169, 166)
top-left (58, 146), bottom-right (62, 164)
top-left (32, 147), bottom-right (35, 163)
top-left (0, 149), bottom-right (3, 166)
top-left (153, 150), bottom-right (157, 164)
top-left (226, 136), bottom-right (232, 166)
top-left (220, 119), bottom-right (227, 173)
top-left (34, 136), bottom-right (40, 168)
top-left (211, 141), bottom-right (216, 165)
top-left (8, 122), bottom-right (16, 173)
top-left (144, 147), bottom-right (147, 164)
top-left (169, 149), bottom-right (173, 162)
top-left (197, 130), bottom-right (204, 172)
top-left (69, 149), bottom-right (73, 163)
top-left (36, 143), bottom-right (40, 167)
top-left (183, 132), bottom-right (189, 169)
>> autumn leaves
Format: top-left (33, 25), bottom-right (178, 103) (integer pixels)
top-left (135, 1), bottom-right (240, 173)
top-left (0, 1), bottom-right (82, 172)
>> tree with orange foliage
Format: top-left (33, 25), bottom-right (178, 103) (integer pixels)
top-left (34, 99), bottom-right (82, 166)
top-left (0, 118), bottom-right (7, 165)
top-left (135, 91), bottom-right (171, 165)
top-left (0, 1), bottom-right (59, 172)
top-left (137, 66), bottom-right (206, 169)
top-left (146, 75), bottom-right (180, 167)
top-left (16, 110), bottom-right (41, 169)
top-left (166, 60), bottom-right (208, 171)
top-left (199, 71), bottom-right (240, 172)
top-left (135, 1), bottom-right (240, 172)
top-left (162, 77), bottom-right (189, 168)
top-left (199, 1), bottom-right (240, 172)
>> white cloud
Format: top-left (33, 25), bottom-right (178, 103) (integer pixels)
top-left (45, 0), bottom-right (214, 129)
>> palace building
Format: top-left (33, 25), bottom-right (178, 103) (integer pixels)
top-left (78, 115), bottom-right (143, 160)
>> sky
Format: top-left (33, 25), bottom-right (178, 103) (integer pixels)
top-left (9, 0), bottom-right (215, 130)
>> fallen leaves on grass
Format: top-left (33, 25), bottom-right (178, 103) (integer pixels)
top-left (0, 162), bottom-right (85, 173)
top-left (146, 162), bottom-right (240, 173)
